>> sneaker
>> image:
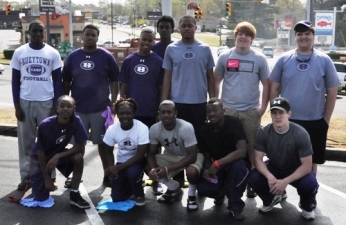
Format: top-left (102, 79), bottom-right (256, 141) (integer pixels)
top-left (17, 182), bottom-right (31, 191)
top-left (152, 181), bottom-right (164, 195)
top-left (231, 209), bottom-right (245, 220)
top-left (135, 196), bottom-right (146, 206)
top-left (102, 176), bottom-right (111, 188)
top-left (281, 190), bottom-right (287, 199)
top-left (259, 195), bottom-right (282, 213)
top-left (187, 196), bottom-right (198, 211)
top-left (302, 209), bottom-right (315, 220)
top-left (70, 191), bottom-right (91, 209)
top-left (246, 185), bottom-right (257, 198)
top-left (214, 195), bottom-right (225, 205)
top-left (158, 188), bottom-right (182, 203)
top-left (298, 199), bottom-right (317, 211)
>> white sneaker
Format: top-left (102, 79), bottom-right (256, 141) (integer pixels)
top-left (259, 195), bottom-right (282, 213)
top-left (302, 209), bottom-right (315, 220)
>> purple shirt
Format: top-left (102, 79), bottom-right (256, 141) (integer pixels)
top-left (119, 52), bottom-right (163, 117)
top-left (31, 115), bottom-right (88, 160)
top-left (152, 41), bottom-right (172, 59)
top-left (62, 48), bottom-right (119, 113)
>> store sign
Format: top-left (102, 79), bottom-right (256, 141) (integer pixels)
top-left (40, 0), bottom-right (55, 12)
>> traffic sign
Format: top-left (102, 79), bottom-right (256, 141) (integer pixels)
top-left (39, 0), bottom-right (55, 12)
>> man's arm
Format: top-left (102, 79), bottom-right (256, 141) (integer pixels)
top-left (214, 73), bottom-right (223, 98)
top-left (37, 150), bottom-right (56, 191)
top-left (206, 68), bottom-right (216, 98)
top-left (110, 81), bottom-right (119, 103)
top-left (161, 69), bottom-right (172, 102)
top-left (254, 150), bottom-right (277, 185)
top-left (120, 83), bottom-right (127, 99)
top-left (147, 143), bottom-right (159, 170)
top-left (269, 80), bottom-right (281, 101)
top-left (324, 86), bottom-right (338, 124)
top-left (12, 68), bottom-right (25, 121)
top-left (258, 78), bottom-right (270, 116)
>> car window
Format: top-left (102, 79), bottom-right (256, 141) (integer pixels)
top-left (334, 64), bottom-right (346, 73)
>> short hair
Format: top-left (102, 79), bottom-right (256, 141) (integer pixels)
top-left (156, 15), bottom-right (175, 30)
top-left (140, 28), bottom-right (155, 37)
top-left (29, 20), bottom-right (45, 31)
top-left (179, 15), bottom-right (196, 25)
top-left (234, 21), bottom-right (256, 39)
top-left (57, 95), bottom-right (75, 105)
top-left (207, 98), bottom-right (223, 108)
top-left (83, 24), bottom-right (100, 36)
top-left (159, 100), bottom-right (175, 110)
top-left (114, 98), bottom-right (138, 113)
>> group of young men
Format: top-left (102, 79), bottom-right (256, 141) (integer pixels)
top-left (11, 14), bottom-right (338, 222)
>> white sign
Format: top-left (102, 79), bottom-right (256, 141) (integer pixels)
top-left (315, 12), bottom-right (333, 44)
top-left (278, 30), bottom-right (289, 38)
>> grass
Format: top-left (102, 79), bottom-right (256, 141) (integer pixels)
top-left (172, 33), bottom-right (226, 47)
top-left (0, 108), bottom-right (345, 149)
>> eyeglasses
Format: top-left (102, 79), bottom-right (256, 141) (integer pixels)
top-left (295, 49), bottom-right (314, 63)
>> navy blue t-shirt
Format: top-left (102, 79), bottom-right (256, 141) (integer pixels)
top-left (152, 41), bottom-right (172, 59)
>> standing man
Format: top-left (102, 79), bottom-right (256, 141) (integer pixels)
top-left (270, 20), bottom-right (339, 174)
top-left (62, 24), bottom-right (119, 186)
top-left (161, 15), bottom-right (215, 135)
top-left (151, 15), bottom-right (175, 59)
top-left (197, 98), bottom-right (249, 220)
top-left (120, 28), bottom-right (163, 128)
top-left (11, 20), bottom-right (63, 190)
top-left (147, 100), bottom-right (204, 211)
top-left (214, 21), bottom-right (270, 197)
top-left (247, 97), bottom-right (319, 220)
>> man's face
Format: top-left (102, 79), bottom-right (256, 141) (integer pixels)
top-left (139, 32), bottom-right (155, 54)
top-left (159, 104), bottom-right (176, 126)
top-left (29, 23), bottom-right (45, 45)
top-left (157, 21), bottom-right (173, 39)
top-left (295, 31), bottom-right (314, 50)
top-left (235, 32), bottom-right (253, 50)
top-left (82, 28), bottom-right (98, 48)
top-left (270, 109), bottom-right (290, 129)
top-left (57, 98), bottom-right (75, 120)
top-left (117, 104), bottom-right (135, 130)
top-left (179, 18), bottom-right (196, 39)
top-left (206, 103), bottom-right (224, 124)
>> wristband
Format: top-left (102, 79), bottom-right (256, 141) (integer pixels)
top-left (165, 167), bottom-right (169, 175)
top-left (151, 168), bottom-right (156, 172)
top-left (213, 160), bottom-right (221, 169)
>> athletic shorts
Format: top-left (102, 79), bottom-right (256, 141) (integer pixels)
top-left (290, 118), bottom-right (329, 164)
top-left (155, 151), bottom-right (204, 179)
top-left (30, 153), bottom-right (74, 201)
top-left (75, 111), bottom-right (106, 144)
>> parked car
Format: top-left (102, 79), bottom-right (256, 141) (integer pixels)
top-left (217, 46), bottom-right (229, 56)
top-left (97, 40), bottom-right (119, 47)
top-left (263, 46), bottom-right (274, 58)
top-left (252, 41), bottom-right (261, 47)
top-left (334, 62), bottom-right (346, 93)
top-left (0, 63), bottom-right (4, 74)
top-left (119, 39), bottom-right (132, 44)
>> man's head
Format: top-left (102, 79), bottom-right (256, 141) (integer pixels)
top-left (234, 21), bottom-right (256, 51)
top-left (294, 20), bottom-right (315, 35)
top-left (156, 15), bottom-right (174, 39)
top-left (206, 98), bottom-right (225, 125)
top-left (178, 15), bottom-right (196, 40)
top-left (28, 20), bottom-right (45, 46)
top-left (158, 100), bottom-right (177, 127)
top-left (114, 98), bottom-right (138, 130)
top-left (270, 97), bottom-right (291, 129)
top-left (82, 24), bottom-right (99, 49)
top-left (139, 28), bottom-right (155, 55)
top-left (56, 95), bottom-right (75, 122)
top-left (294, 20), bottom-right (315, 51)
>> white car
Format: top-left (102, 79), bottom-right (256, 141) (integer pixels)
top-left (0, 63), bottom-right (4, 74)
top-left (333, 62), bottom-right (346, 93)
top-left (252, 41), bottom-right (261, 47)
top-left (97, 40), bottom-right (119, 47)
top-left (217, 46), bottom-right (229, 56)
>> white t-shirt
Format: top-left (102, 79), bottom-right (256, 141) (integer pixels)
top-left (103, 119), bottom-right (149, 163)
top-left (10, 43), bottom-right (62, 101)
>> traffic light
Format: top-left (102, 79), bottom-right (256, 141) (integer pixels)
top-left (5, 3), bottom-right (11, 16)
top-left (226, 3), bottom-right (231, 17)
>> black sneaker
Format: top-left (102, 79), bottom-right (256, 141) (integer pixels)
top-left (158, 188), bottom-right (182, 203)
top-left (152, 181), bottom-right (164, 195)
top-left (70, 191), bottom-right (91, 209)
top-left (231, 209), bottom-right (245, 220)
top-left (214, 195), bottom-right (225, 205)
top-left (187, 196), bottom-right (198, 211)
top-left (135, 196), bottom-right (146, 206)
top-left (102, 176), bottom-right (111, 188)
top-left (246, 185), bottom-right (257, 198)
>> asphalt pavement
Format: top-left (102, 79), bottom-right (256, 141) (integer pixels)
top-left (1, 136), bottom-right (346, 225)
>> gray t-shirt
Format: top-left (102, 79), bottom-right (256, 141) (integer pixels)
top-left (254, 122), bottom-right (313, 170)
top-left (162, 40), bottom-right (215, 104)
top-left (270, 49), bottom-right (339, 120)
top-left (149, 118), bottom-right (197, 156)
top-left (214, 48), bottom-right (270, 111)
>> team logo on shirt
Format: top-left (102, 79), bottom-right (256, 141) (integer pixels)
top-left (80, 60), bottom-right (95, 70)
top-left (26, 64), bottom-right (47, 76)
top-left (119, 138), bottom-right (136, 151)
top-left (182, 51), bottom-right (195, 59)
top-left (56, 135), bottom-right (66, 144)
top-left (164, 138), bottom-right (178, 147)
top-left (297, 62), bottom-right (310, 71)
top-left (134, 64), bottom-right (148, 75)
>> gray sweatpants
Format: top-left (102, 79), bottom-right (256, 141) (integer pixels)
top-left (17, 99), bottom-right (52, 183)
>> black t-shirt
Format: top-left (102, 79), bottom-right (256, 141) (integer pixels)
top-left (198, 115), bottom-right (247, 160)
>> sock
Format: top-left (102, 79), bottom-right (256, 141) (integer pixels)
top-left (188, 184), bottom-right (197, 197)
top-left (159, 178), bottom-right (179, 191)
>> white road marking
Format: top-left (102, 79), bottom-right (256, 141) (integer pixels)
top-left (319, 182), bottom-right (346, 199)
top-left (79, 183), bottom-right (105, 225)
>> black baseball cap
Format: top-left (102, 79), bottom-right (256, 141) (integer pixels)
top-left (294, 20), bottom-right (315, 34)
top-left (270, 97), bottom-right (290, 112)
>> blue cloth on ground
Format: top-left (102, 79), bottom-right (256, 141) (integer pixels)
top-left (20, 196), bottom-right (54, 208)
top-left (96, 199), bottom-right (136, 211)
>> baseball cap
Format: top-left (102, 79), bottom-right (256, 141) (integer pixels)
top-left (270, 97), bottom-right (290, 112)
top-left (294, 20), bottom-right (314, 33)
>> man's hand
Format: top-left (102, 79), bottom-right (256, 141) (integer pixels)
top-left (46, 155), bottom-right (59, 172)
top-left (152, 166), bottom-right (167, 179)
top-left (105, 165), bottom-right (121, 178)
top-left (148, 169), bottom-right (159, 180)
top-left (207, 164), bottom-right (218, 176)
top-left (44, 178), bottom-right (57, 191)
top-left (15, 106), bottom-right (25, 122)
top-left (269, 179), bottom-right (288, 196)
